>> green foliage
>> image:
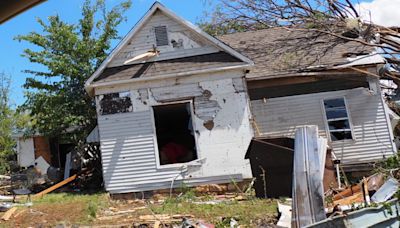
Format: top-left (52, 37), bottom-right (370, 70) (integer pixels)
top-left (0, 73), bottom-right (15, 173)
top-left (0, 73), bottom-right (30, 174)
top-left (15, 0), bottom-right (131, 143)
top-left (375, 152), bottom-right (400, 172)
top-left (198, 20), bottom-right (259, 36)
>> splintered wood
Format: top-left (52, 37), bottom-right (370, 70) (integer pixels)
top-left (2, 207), bottom-right (17, 221)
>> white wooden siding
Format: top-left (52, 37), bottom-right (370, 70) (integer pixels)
top-left (97, 76), bottom-right (253, 193)
top-left (109, 10), bottom-right (219, 67)
top-left (98, 111), bottom-right (182, 193)
top-left (17, 138), bottom-right (35, 167)
top-left (251, 87), bottom-right (395, 165)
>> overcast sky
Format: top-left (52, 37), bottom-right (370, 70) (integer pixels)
top-left (356, 0), bottom-right (400, 27)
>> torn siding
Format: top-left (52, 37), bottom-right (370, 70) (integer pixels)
top-left (251, 86), bottom-right (395, 165)
top-left (96, 75), bottom-right (253, 193)
top-left (109, 10), bottom-right (219, 67)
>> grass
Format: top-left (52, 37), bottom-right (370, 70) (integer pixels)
top-left (35, 192), bottom-right (109, 222)
top-left (3, 192), bottom-right (110, 227)
top-left (2, 190), bottom-right (278, 227)
top-left (147, 190), bottom-right (278, 226)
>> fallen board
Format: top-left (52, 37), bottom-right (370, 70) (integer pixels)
top-left (34, 174), bottom-right (77, 198)
top-left (2, 207), bottom-right (17, 221)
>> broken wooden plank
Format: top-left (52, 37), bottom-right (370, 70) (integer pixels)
top-left (13, 209), bottom-right (26, 218)
top-left (2, 207), bottom-right (17, 221)
top-left (333, 184), bottom-right (362, 201)
top-left (334, 192), bottom-right (364, 206)
top-left (34, 174), bottom-right (77, 198)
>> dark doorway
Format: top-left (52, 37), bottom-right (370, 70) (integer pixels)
top-left (153, 102), bottom-right (197, 165)
top-left (245, 137), bottom-right (294, 198)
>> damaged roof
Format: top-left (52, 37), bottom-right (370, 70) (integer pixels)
top-left (0, 0), bottom-right (46, 24)
top-left (94, 52), bottom-right (244, 83)
top-left (218, 27), bottom-right (381, 79)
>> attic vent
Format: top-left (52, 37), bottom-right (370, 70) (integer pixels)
top-left (154, 26), bottom-right (169, 46)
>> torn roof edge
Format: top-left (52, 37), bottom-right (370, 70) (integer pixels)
top-left (84, 2), bottom-right (253, 96)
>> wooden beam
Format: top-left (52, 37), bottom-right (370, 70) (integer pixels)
top-left (2, 207), bottom-right (17, 221)
top-left (247, 76), bottom-right (319, 89)
top-left (34, 174), bottom-right (77, 198)
top-left (247, 73), bottom-right (367, 89)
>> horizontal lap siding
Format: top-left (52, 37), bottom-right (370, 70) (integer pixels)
top-left (251, 88), bottom-right (395, 165)
top-left (98, 111), bottom-right (181, 193)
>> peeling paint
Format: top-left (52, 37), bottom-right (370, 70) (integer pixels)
top-left (193, 90), bottom-right (221, 125)
top-left (232, 78), bottom-right (246, 93)
top-left (150, 83), bottom-right (203, 102)
top-left (138, 89), bottom-right (149, 101)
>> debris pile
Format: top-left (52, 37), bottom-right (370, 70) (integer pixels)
top-left (277, 125), bottom-right (400, 228)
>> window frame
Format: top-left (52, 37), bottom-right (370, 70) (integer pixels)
top-left (150, 100), bottom-right (200, 169)
top-left (321, 96), bottom-right (355, 142)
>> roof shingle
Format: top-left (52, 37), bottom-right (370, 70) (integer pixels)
top-left (218, 27), bottom-right (374, 79)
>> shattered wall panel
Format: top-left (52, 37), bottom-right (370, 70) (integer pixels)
top-left (150, 83), bottom-right (203, 102)
top-left (96, 76), bottom-right (253, 193)
top-left (33, 136), bottom-right (52, 165)
top-left (98, 92), bottom-right (133, 115)
top-left (251, 86), bottom-right (395, 165)
top-left (193, 91), bottom-right (221, 121)
top-left (109, 10), bottom-right (219, 67)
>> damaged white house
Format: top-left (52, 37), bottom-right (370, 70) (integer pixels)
top-left (85, 2), bottom-right (397, 194)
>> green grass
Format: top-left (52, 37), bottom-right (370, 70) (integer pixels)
top-left (148, 191), bottom-right (278, 226)
top-left (25, 191), bottom-right (277, 227)
top-left (33, 192), bottom-right (109, 223)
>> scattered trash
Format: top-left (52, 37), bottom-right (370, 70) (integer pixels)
top-left (230, 218), bottom-right (238, 228)
top-left (0, 203), bottom-right (13, 212)
top-left (371, 178), bottom-right (399, 203)
top-left (0, 195), bottom-right (14, 201)
top-left (277, 200), bottom-right (292, 228)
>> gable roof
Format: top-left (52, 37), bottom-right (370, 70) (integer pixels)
top-left (94, 52), bottom-right (244, 84)
top-left (218, 27), bottom-right (384, 80)
top-left (85, 2), bottom-right (253, 95)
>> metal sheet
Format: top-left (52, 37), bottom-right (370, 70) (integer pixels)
top-left (292, 126), bottom-right (326, 228)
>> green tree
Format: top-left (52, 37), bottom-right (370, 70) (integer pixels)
top-left (15, 0), bottom-right (131, 143)
top-left (0, 73), bottom-right (17, 173)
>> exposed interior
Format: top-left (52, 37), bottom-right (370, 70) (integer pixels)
top-left (153, 102), bottom-right (197, 165)
top-left (99, 91), bottom-right (132, 115)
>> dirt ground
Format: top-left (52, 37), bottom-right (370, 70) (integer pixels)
top-left (0, 192), bottom-right (279, 227)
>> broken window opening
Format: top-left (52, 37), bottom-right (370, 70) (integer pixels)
top-left (153, 102), bottom-right (198, 166)
top-left (154, 26), bottom-right (169, 46)
top-left (99, 91), bottom-right (132, 115)
top-left (323, 98), bottom-right (353, 141)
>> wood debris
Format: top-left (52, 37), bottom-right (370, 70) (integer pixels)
top-left (2, 207), bottom-right (17, 221)
top-left (33, 174), bottom-right (77, 198)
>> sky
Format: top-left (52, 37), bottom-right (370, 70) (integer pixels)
top-left (0, 0), bottom-right (212, 106)
top-left (1, 0), bottom-right (399, 106)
